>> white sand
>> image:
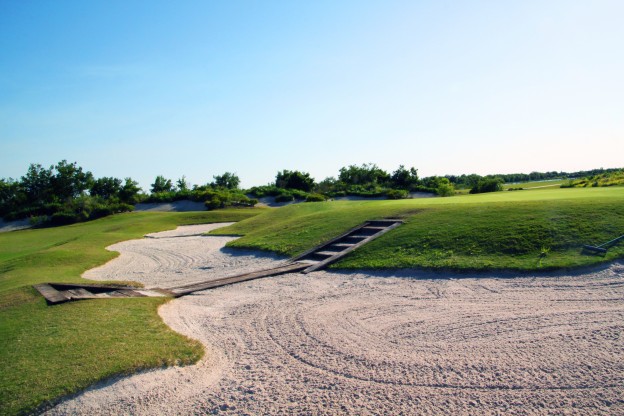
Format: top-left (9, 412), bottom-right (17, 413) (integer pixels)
top-left (48, 224), bottom-right (624, 415)
top-left (83, 223), bottom-right (287, 289)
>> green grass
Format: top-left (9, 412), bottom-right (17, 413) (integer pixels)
top-left (0, 209), bottom-right (262, 416)
top-left (212, 187), bottom-right (624, 270)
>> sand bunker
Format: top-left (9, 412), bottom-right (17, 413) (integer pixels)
top-left (49, 224), bottom-right (624, 415)
top-left (83, 223), bottom-right (286, 289)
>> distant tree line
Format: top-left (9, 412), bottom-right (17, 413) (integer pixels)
top-left (0, 160), bottom-right (141, 225)
top-left (2, 160), bottom-right (621, 227)
top-left (248, 163), bottom-right (454, 200)
top-left (0, 161), bottom-right (257, 225)
top-left (443, 168), bottom-right (623, 190)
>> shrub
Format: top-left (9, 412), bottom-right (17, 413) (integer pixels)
top-left (205, 196), bottom-right (223, 210)
top-left (29, 216), bottom-right (48, 227)
top-left (305, 193), bottom-right (327, 202)
top-left (275, 193), bottom-right (294, 203)
top-left (247, 185), bottom-right (282, 198)
top-left (203, 190), bottom-right (257, 210)
top-left (385, 189), bottom-right (409, 199)
top-left (288, 189), bottom-right (310, 200)
top-left (436, 182), bottom-right (455, 197)
top-left (470, 178), bottom-right (504, 194)
top-left (275, 170), bottom-right (315, 192)
top-left (50, 211), bottom-right (85, 226)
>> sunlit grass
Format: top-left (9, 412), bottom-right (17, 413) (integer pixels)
top-left (213, 187), bottom-right (624, 270)
top-left (0, 209), bottom-right (263, 415)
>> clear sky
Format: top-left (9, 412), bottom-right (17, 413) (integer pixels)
top-left (1, 0), bottom-right (622, 190)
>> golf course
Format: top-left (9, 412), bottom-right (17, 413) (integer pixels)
top-left (1, 185), bottom-right (623, 414)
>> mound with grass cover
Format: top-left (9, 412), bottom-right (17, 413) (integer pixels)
top-left (212, 187), bottom-right (624, 270)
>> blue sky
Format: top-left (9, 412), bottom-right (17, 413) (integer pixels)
top-left (1, 0), bottom-right (622, 189)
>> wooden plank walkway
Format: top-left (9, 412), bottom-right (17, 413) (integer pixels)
top-left (169, 262), bottom-right (309, 296)
top-left (34, 219), bottom-right (403, 305)
top-left (33, 283), bottom-right (170, 305)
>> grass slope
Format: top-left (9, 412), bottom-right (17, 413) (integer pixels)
top-left (0, 209), bottom-right (262, 415)
top-left (213, 187), bottom-right (624, 270)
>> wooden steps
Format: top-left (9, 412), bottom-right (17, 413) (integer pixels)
top-left (34, 219), bottom-right (403, 304)
top-left (290, 219), bottom-right (403, 273)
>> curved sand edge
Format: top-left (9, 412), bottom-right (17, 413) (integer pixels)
top-left (48, 225), bottom-right (624, 415)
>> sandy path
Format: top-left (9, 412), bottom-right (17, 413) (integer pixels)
top-left (49, 225), bottom-right (624, 415)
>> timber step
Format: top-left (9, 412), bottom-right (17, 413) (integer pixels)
top-left (35, 219), bottom-right (403, 304)
top-left (290, 218), bottom-right (403, 273)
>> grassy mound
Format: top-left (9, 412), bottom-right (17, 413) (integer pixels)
top-left (0, 209), bottom-right (262, 415)
top-left (563, 169), bottom-right (624, 188)
top-left (213, 187), bottom-right (624, 270)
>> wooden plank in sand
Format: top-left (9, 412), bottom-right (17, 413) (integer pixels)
top-left (170, 262), bottom-right (309, 296)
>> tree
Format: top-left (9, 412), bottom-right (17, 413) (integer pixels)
top-left (0, 178), bottom-right (22, 217)
top-left (21, 163), bottom-right (53, 205)
top-left (51, 160), bottom-right (93, 201)
top-left (119, 178), bottom-right (141, 204)
top-left (338, 163), bottom-right (389, 187)
top-left (315, 177), bottom-right (338, 193)
top-left (212, 172), bottom-right (240, 190)
top-left (435, 178), bottom-right (455, 197)
top-left (275, 170), bottom-right (315, 192)
top-left (151, 175), bottom-right (173, 193)
top-left (90, 177), bottom-right (122, 199)
top-left (176, 176), bottom-right (190, 192)
top-left (390, 165), bottom-right (419, 189)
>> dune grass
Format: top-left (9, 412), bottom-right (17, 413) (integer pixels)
top-left (213, 187), bottom-right (624, 270)
top-left (0, 209), bottom-right (262, 415)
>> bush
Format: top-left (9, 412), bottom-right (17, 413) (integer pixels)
top-left (288, 189), bottom-right (310, 200)
top-left (203, 190), bottom-right (257, 210)
top-left (305, 193), bottom-right (327, 202)
top-left (205, 197), bottom-right (223, 210)
top-left (470, 178), bottom-right (504, 194)
top-left (385, 189), bottom-right (409, 199)
top-left (275, 193), bottom-right (294, 203)
top-left (50, 211), bottom-right (88, 225)
top-left (29, 216), bottom-right (48, 227)
top-left (436, 183), bottom-right (455, 197)
top-left (247, 185), bottom-right (282, 198)
top-left (275, 170), bottom-right (315, 192)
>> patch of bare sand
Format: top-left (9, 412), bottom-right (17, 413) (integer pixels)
top-left (83, 223), bottom-right (286, 289)
top-left (49, 225), bottom-right (624, 415)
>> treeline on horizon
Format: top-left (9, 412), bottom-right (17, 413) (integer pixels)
top-left (0, 161), bottom-right (622, 226)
